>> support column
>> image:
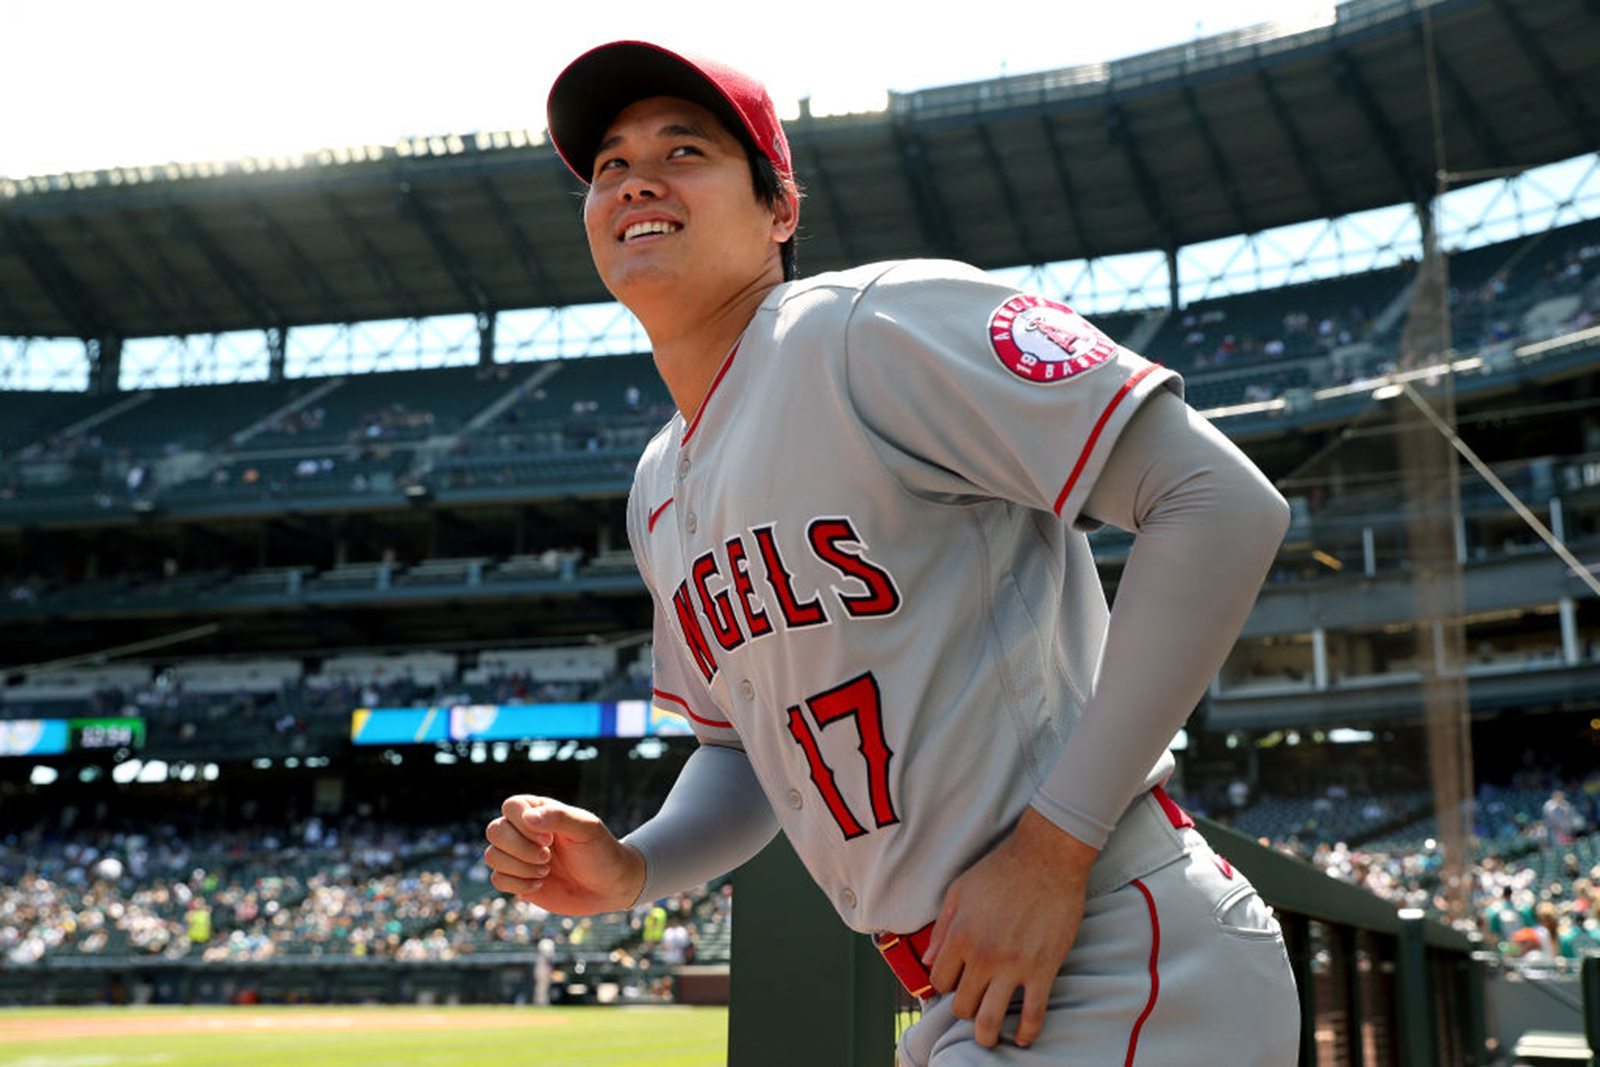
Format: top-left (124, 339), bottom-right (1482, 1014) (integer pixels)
top-left (478, 310), bottom-right (496, 366)
top-left (1560, 597), bottom-right (1580, 665)
top-left (88, 335), bottom-right (122, 394)
top-left (1165, 247), bottom-right (1181, 312)
top-left (267, 326), bottom-right (286, 382)
top-left (1550, 496), bottom-right (1565, 543)
top-left (1312, 628), bottom-right (1329, 689)
top-left (1363, 526), bottom-right (1377, 577)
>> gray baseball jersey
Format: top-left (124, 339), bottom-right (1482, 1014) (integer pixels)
top-left (627, 258), bottom-right (1179, 936)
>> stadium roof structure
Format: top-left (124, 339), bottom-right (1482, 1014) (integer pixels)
top-left (2, 0), bottom-right (1599, 342)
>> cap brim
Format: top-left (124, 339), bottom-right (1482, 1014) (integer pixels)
top-left (547, 41), bottom-right (752, 183)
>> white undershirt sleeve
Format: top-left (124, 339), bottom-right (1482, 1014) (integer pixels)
top-left (1029, 390), bottom-right (1290, 848)
top-left (621, 742), bottom-right (782, 905)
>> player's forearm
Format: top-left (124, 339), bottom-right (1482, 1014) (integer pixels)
top-left (1032, 396), bottom-right (1290, 846)
top-left (621, 742), bottom-right (781, 905)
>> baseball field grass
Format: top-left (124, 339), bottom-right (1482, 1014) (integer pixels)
top-left (0, 1004), bottom-right (729, 1067)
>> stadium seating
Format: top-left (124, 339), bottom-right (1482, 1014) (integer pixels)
top-left (249, 365), bottom-right (524, 448)
top-left (0, 390), bottom-right (121, 456)
top-left (90, 381), bottom-right (303, 452)
top-left (1144, 265), bottom-right (1411, 374)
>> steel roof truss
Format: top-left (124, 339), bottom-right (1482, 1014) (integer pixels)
top-left (796, 130), bottom-right (860, 265)
top-left (169, 206), bottom-right (284, 328)
top-left (1413, 25), bottom-right (1509, 172)
top-left (121, 213), bottom-right (219, 330)
top-left (0, 215), bottom-right (109, 338)
top-left (1038, 116), bottom-right (1093, 259)
top-left (477, 177), bottom-right (561, 306)
top-left (974, 123), bottom-right (1041, 265)
top-left (73, 214), bottom-right (172, 323)
top-left (400, 185), bottom-right (492, 312)
top-left (1256, 69), bottom-right (1338, 221)
top-left (1331, 52), bottom-right (1428, 206)
top-left (1182, 87), bottom-right (1255, 235)
top-left (324, 193), bottom-right (421, 321)
top-left (0, 264), bottom-right (37, 337)
top-left (1492, 0), bottom-right (1598, 147)
top-left (1104, 102), bottom-right (1177, 251)
top-left (890, 121), bottom-right (959, 258)
top-left (251, 200), bottom-right (353, 325)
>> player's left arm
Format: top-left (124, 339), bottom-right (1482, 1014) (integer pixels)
top-left (924, 388), bottom-right (1289, 1049)
top-left (1035, 386), bottom-right (1290, 844)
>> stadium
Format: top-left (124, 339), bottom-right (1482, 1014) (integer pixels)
top-left (2, 0), bottom-right (1600, 1063)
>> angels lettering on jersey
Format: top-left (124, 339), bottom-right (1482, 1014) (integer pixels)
top-left (670, 515), bottom-right (901, 683)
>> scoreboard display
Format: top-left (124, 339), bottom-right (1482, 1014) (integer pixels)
top-left (0, 717), bottom-right (146, 757)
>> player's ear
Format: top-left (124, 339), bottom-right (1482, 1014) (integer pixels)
top-left (769, 179), bottom-right (799, 244)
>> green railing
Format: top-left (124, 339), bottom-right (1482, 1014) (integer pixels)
top-left (730, 816), bottom-right (1491, 1066)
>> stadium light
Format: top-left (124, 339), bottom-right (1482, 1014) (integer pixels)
top-left (111, 760), bottom-right (142, 783)
top-left (136, 760), bottom-right (168, 783)
top-left (29, 765), bottom-right (58, 785)
top-left (630, 738), bottom-right (666, 760)
top-left (1328, 728), bottom-right (1375, 744)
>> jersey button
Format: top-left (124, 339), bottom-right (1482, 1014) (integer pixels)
top-left (677, 455), bottom-right (690, 478)
top-left (686, 512), bottom-right (698, 534)
top-left (786, 789), bottom-right (803, 810)
top-left (841, 889), bottom-right (858, 909)
top-left (739, 679), bottom-right (755, 701)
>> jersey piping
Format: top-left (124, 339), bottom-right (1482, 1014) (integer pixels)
top-left (1053, 362), bottom-right (1164, 517)
top-left (652, 687), bottom-right (733, 730)
top-left (682, 341), bottom-right (743, 445)
top-left (647, 497), bottom-right (674, 533)
top-left (1123, 877), bottom-right (1161, 1067)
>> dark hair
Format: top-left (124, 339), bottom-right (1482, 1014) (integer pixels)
top-left (748, 152), bottom-right (800, 281)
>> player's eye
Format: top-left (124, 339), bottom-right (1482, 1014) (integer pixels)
top-left (667, 144), bottom-right (703, 160)
top-left (593, 156), bottom-right (626, 179)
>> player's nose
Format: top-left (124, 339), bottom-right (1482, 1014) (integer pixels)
top-left (618, 169), bottom-right (664, 203)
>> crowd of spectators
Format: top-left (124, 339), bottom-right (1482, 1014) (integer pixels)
top-left (1251, 767), bottom-right (1600, 964)
top-left (1176, 303), bottom-right (1372, 373)
top-left (0, 813), bottom-right (728, 982)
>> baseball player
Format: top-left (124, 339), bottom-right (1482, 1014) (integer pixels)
top-left (485, 40), bottom-right (1300, 1064)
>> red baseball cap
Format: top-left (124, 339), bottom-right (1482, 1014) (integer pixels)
top-left (546, 40), bottom-right (794, 186)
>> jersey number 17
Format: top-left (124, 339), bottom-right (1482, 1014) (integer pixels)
top-left (785, 671), bottom-right (900, 840)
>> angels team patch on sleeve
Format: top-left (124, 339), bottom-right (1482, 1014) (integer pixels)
top-left (988, 295), bottom-right (1118, 384)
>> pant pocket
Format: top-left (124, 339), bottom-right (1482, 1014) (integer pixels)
top-left (1213, 879), bottom-right (1286, 941)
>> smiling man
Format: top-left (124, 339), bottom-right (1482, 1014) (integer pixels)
top-left (484, 40), bottom-right (1300, 1065)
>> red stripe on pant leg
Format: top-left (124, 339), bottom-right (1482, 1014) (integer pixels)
top-left (1124, 878), bottom-right (1161, 1067)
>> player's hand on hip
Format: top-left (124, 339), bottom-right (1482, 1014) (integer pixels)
top-left (484, 795), bottom-right (647, 916)
top-left (922, 806), bottom-right (1099, 1050)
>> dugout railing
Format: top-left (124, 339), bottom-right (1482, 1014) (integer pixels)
top-left (729, 815), bottom-right (1494, 1067)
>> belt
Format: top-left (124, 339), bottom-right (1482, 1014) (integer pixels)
top-left (873, 785), bottom-right (1193, 1000)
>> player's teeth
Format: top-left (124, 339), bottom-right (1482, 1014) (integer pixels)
top-left (623, 221), bottom-right (679, 241)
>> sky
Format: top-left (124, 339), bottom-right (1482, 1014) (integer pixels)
top-left (2, 0), bottom-right (1338, 179)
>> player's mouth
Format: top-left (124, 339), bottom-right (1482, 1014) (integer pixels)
top-left (619, 219), bottom-right (682, 242)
